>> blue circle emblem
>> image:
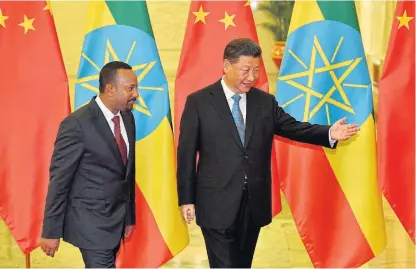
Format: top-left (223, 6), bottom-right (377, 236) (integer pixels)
top-left (276, 21), bottom-right (372, 126)
top-left (74, 25), bottom-right (169, 141)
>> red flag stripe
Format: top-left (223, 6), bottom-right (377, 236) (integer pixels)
top-left (275, 139), bottom-right (374, 267)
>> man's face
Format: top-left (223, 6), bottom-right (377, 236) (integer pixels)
top-left (223, 56), bottom-right (260, 93)
top-left (112, 69), bottom-right (139, 111)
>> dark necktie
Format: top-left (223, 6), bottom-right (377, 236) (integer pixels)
top-left (112, 116), bottom-right (127, 165)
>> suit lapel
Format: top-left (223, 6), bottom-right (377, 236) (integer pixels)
top-left (208, 81), bottom-right (244, 148)
top-left (88, 98), bottom-right (124, 167)
top-left (244, 90), bottom-right (259, 150)
top-left (121, 111), bottom-right (135, 175)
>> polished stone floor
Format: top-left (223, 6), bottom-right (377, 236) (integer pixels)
top-left (0, 196), bottom-right (414, 268)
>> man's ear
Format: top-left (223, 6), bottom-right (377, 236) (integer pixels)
top-left (223, 59), bottom-right (231, 74)
top-left (106, 83), bottom-right (115, 97)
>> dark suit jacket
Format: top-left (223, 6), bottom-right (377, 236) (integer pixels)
top-left (42, 97), bottom-right (136, 250)
top-left (177, 79), bottom-right (335, 229)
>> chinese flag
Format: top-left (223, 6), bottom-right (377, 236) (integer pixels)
top-left (377, 0), bottom-right (415, 243)
top-left (0, 1), bottom-right (69, 253)
top-left (174, 1), bottom-right (281, 215)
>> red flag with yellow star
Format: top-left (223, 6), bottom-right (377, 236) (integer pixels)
top-left (174, 1), bottom-right (282, 216)
top-left (377, 0), bottom-right (415, 243)
top-left (0, 1), bottom-right (69, 253)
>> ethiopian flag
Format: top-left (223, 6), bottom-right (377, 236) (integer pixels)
top-left (73, 1), bottom-right (188, 267)
top-left (274, 1), bottom-right (386, 267)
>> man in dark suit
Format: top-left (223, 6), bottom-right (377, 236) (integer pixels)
top-left (40, 61), bottom-right (139, 268)
top-left (177, 38), bottom-right (359, 268)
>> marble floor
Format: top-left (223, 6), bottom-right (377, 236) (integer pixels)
top-left (0, 196), bottom-right (414, 268)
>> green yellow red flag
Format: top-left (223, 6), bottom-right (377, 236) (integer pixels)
top-left (73, 1), bottom-right (188, 267)
top-left (274, 1), bottom-right (386, 266)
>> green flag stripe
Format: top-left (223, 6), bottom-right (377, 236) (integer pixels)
top-left (316, 0), bottom-right (360, 32)
top-left (105, 0), bottom-right (155, 38)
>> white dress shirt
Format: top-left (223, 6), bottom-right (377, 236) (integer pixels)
top-left (95, 96), bottom-right (130, 156)
top-left (221, 77), bottom-right (247, 124)
top-left (220, 77), bottom-right (336, 147)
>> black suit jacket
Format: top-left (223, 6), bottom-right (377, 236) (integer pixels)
top-left (177, 79), bottom-right (335, 229)
top-left (42, 97), bottom-right (136, 250)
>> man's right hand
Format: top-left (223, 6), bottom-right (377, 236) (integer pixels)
top-left (180, 204), bottom-right (195, 224)
top-left (40, 238), bottom-right (60, 258)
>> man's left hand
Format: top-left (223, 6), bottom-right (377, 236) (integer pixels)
top-left (125, 225), bottom-right (134, 238)
top-left (330, 117), bottom-right (360, 141)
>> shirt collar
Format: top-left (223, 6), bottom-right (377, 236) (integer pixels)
top-left (221, 76), bottom-right (246, 101)
top-left (95, 95), bottom-right (121, 122)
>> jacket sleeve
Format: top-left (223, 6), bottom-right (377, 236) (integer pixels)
top-left (177, 95), bottom-right (200, 205)
top-left (125, 113), bottom-right (136, 226)
top-left (273, 97), bottom-right (336, 148)
top-left (42, 115), bottom-right (84, 239)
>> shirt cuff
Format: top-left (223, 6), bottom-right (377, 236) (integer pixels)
top-left (329, 128), bottom-right (337, 148)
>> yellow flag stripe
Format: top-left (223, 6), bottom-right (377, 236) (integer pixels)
top-left (324, 116), bottom-right (386, 255)
top-left (135, 118), bottom-right (189, 255)
top-left (288, 1), bottom-right (324, 35)
top-left (86, 1), bottom-right (115, 33)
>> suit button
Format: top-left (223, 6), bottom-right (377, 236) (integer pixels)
top-left (244, 155), bottom-right (248, 159)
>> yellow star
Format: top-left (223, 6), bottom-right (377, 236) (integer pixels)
top-left (43, 1), bottom-right (53, 15)
top-left (219, 11), bottom-right (236, 30)
top-left (0, 9), bottom-right (8, 28)
top-left (18, 15), bottom-right (35, 34)
top-left (397, 10), bottom-right (413, 29)
top-left (192, 5), bottom-right (210, 24)
top-left (278, 36), bottom-right (365, 123)
top-left (245, 0), bottom-right (251, 7)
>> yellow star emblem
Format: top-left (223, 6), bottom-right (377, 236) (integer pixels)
top-left (278, 36), bottom-right (367, 124)
top-left (43, 1), bottom-right (53, 16)
top-left (18, 15), bottom-right (35, 34)
top-left (0, 9), bottom-right (8, 28)
top-left (397, 10), bottom-right (413, 29)
top-left (219, 11), bottom-right (236, 30)
top-left (76, 39), bottom-right (163, 116)
top-left (193, 5), bottom-right (210, 24)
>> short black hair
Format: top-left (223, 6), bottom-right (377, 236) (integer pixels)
top-left (223, 38), bottom-right (262, 64)
top-left (98, 61), bottom-right (132, 93)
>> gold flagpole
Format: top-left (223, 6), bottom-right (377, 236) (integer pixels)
top-left (25, 253), bottom-right (30, 268)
